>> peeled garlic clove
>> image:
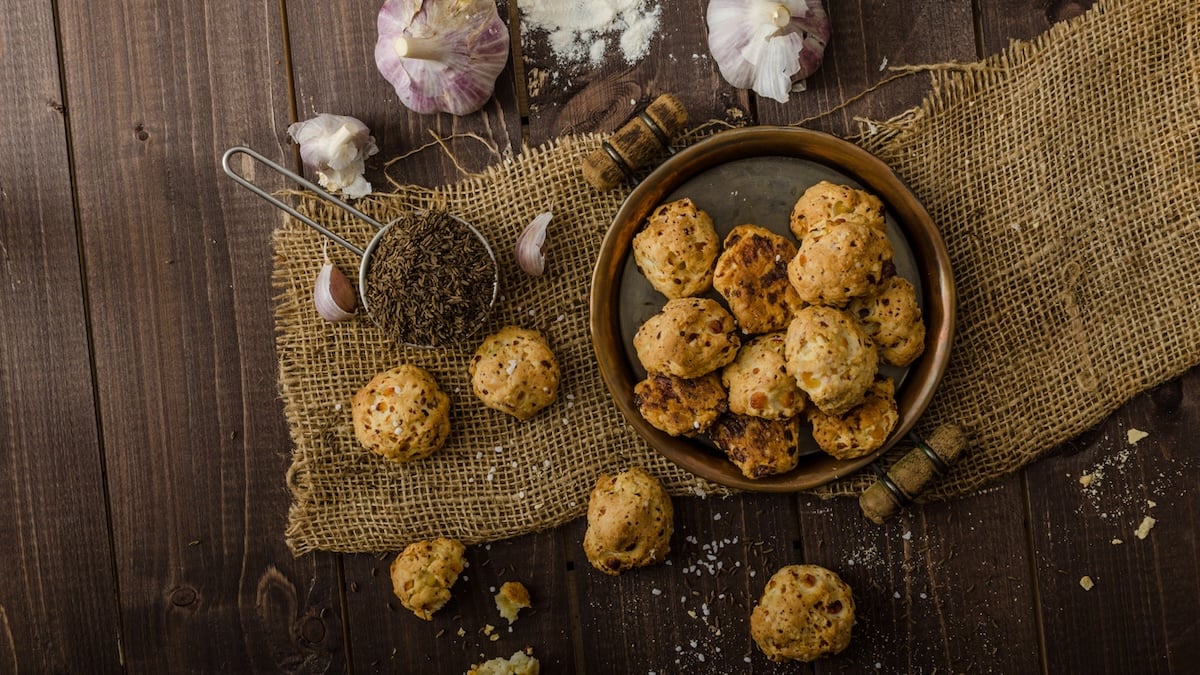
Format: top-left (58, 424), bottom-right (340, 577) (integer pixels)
top-left (314, 262), bottom-right (358, 321)
top-left (515, 212), bottom-right (552, 276)
top-left (288, 113), bottom-right (380, 199)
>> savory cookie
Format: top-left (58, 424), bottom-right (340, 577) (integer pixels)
top-left (721, 332), bottom-right (806, 420)
top-left (785, 306), bottom-right (878, 416)
top-left (808, 376), bottom-right (899, 460)
top-left (712, 224), bottom-right (806, 335)
top-left (710, 414), bottom-right (801, 479)
top-left (494, 581), bottom-right (531, 624)
top-left (788, 220), bottom-right (896, 307)
top-left (470, 326), bottom-right (560, 420)
top-left (633, 372), bottom-right (727, 437)
top-left (583, 467), bottom-right (674, 575)
top-left (788, 180), bottom-right (885, 241)
top-left (390, 537), bottom-right (467, 621)
top-left (632, 197), bottom-right (721, 299)
top-left (467, 650), bottom-right (540, 675)
top-left (848, 276), bottom-right (926, 367)
top-left (633, 297), bottom-right (741, 378)
top-left (750, 564), bottom-right (855, 663)
top-left (352, 364), bottom-right (451, 463)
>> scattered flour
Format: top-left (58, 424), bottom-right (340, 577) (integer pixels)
top-left (520, 0), bottom-right (662, 67)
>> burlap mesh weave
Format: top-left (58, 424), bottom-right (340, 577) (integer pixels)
top-left (280, 0), bottom-right (1200, 554)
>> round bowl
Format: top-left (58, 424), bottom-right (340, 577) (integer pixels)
top-left (590, 126), bottom-right (955, 491)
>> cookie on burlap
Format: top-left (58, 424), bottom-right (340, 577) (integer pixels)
top-left (351, 364), bottom-right (451, 463)
top-left (467, 650), bottom-right (540, 675)
top-left (390, 537), bottom-right (466, 621)
top-left (750, 564), bottom-right (855, 663)
top-left (712, 224), bottom-right (806, 335)
top-left (632, 197), bottom-right (721, 299)
top-left (583, 467), bottom-right (673, 575)
top-left (787, 221), bottom-right (895, 307)
top-left (721, 332), bottom-right (806, 420)
top-left (470, 326), bottom-right (560, 421)
top-left (785, 306), bottom-right (878, 416)
top-left (710, 413), bottom-right (801, 479)
top-left (633, 297), bottom-right (740, 378)
top-left (848, 276), bottom-right (926, 367)
top-left (633, 372), bottom-right (727, 437)
top-left (788, 180), bottom-right (885, 241)
top-left (808, 376), bottom-right (899, 460)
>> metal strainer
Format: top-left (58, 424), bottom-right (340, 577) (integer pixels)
top-left (221, 146), bottom-right (498, 348)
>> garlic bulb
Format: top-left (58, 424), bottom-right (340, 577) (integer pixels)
top-left (287, 114), bottom-right (380, 200)
top-left (515, 212), bottom-right (552, 276)
top-left (706, 0), bottom-right (830, 103)
top-left (375, 0), bottom-right (510, 116)
top-left (314, 262), bottom-right (358, 322)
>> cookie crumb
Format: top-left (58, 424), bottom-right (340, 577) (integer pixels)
top-left (1079, 576), bottom-right (1094, 591)
top-left (1134, 515), bottom-right (1157, 539)
top-left (1111, 538), bottom-right (1123, 545)
top-left (1078, 472), bottom-right (1094, 487)
top-left (1126, 428), bottom-right (1149, 445)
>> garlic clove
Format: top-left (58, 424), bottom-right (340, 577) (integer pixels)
top-left (288, 113), bottom-right (380, 199)
top-left (515, 212), bottom-right (552, 276)
top-left (314, 262), bottom-right (358, 321)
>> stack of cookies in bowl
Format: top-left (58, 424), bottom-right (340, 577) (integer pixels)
top-left (629, 182), bottom-right (926, 480)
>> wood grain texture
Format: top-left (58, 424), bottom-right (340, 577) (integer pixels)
top-left (55, 1), bottom-right (344, 671)
top-left (1025, 376), bottom-right (1200, 674)
top-left (757, 0), bottom-right (976, 136)
top-left (519, 0), bottom-right (749, 146)
top-left (799, 477), bottom-right (1041, 674)
top-left (286, 0), bottom-right (522, 189)
top-left (569, 493), bottom-right (805, 674)
top-left (977, 0), bottom-right (1097, 56)
top-left (0, 1), bottom-right (122, 672)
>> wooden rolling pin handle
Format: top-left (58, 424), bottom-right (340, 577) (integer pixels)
top-left (859, 424), bottom-right (970, 525)
top-left (582, 93), bottom-right (689, 191)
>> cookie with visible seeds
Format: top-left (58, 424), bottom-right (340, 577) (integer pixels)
top-left (785, 306), bottom-right (878, 416)
top-left (712, 224), bottom-right (806, 335)
top-left (789, 180), bottom-right (885, 241)
top-left (632, 198), bottom-right (721, 299)
top-left (352, 364), bottom-right (451, 463)
top-left (633, 297), bottom-right (741, 378)
top-left (721, 332), bottom-right (806, 420)
top-left (750, 564), bottom-right (855, 663)
top-left (787, 220), bottom-right (895, 307)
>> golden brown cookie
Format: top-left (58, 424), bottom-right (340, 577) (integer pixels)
top-left (583, 467), bottom-right (673, 575)
top-left (785, 306), bottom-right (878, 415)
top-left (633, 297), bottom-right (741, 378)
top-left (470, 326), bottom-right (560, 421)
top-left (632, 197), bottom-right (721, 299)
top-left (848, 276), bottom-right (926, 367)
top-left (389, 537), bottom-right (466, 621)
top-left (352, 364), bottom-right (451, 463)
top-left (710, 414), bottom-right (801, 479)
top-left (787, 220), bottom-right (895, 307)
top-left (494, 581), bottom-right (531, 624)
top-left (721, 332), bottom-right (806, 420)
top-left (712, 224), bottom-right (806, 335)
top-left (750, 564), bottom-right (855, 663)
top-left (633, 372), bottom-right (727, 437)
top-left (808, 376), bottom-right (899, 460)
top-left (467, 650), bottom-right (540, 675)
top-left (788, 180), bottom-right (885, 241)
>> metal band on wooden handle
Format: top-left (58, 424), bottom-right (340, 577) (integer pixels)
top-left (859, 424), bottom-right (969, 525)
top-left (582, 94), bottom-right (689, 191)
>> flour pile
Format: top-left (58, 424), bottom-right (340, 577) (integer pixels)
top-left (519, 0), bottom-right (662, 66)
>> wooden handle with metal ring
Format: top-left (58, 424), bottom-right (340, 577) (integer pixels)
top-left (582, 94), bottom-right (689, 191)
top-left (859, 424), bottom-right (969, 524)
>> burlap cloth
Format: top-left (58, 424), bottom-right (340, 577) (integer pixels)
top-left (279, 0), bottom-right (1200, 554)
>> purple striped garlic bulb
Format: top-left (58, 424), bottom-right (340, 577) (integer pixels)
top-left (706, 0), bottom-right (831, 103)
top-left (375, 0), bottom-right (510, 116)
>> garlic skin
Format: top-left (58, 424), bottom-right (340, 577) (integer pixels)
top-left (314, 262), bottom-right (358, 322)
top-left (288, 114), bottom-right (380, 200)
top-left (515, 212), bottom-right (552, 276)
top-left (706, 0), bottom-right (830, 103)
top-left (375, 0), bottom-right (510, 116)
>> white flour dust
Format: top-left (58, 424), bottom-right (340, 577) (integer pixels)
top-left (519, 0), bottom-right (662, 67)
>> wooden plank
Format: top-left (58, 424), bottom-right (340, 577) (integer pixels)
top-left (286, 0), bottom-right (523, 189)
top-left (978, 0), bottom-right (1096, 55)
top-left (0, 1), bottom-right (122, 672)
top-left (519, 0), bottom-right (749, 146)
top-left (570, 492), bottom-right (806, 673)
top-left (758, 0), bottom-right (976, 136)
top-left (343, 532), bottom-right (575, 673)
top-left (800, 477), bottom-right (1041, 673)
top-left (54, 1), bottom-right (345, 670)
top-left (1025, 375), bottom-right (1200, 674)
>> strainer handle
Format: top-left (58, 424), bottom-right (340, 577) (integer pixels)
top-left (221, 146), bottom-right (389, 258)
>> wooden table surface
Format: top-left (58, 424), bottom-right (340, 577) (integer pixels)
top-left (4, 1), bottom-right (1199, 673)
